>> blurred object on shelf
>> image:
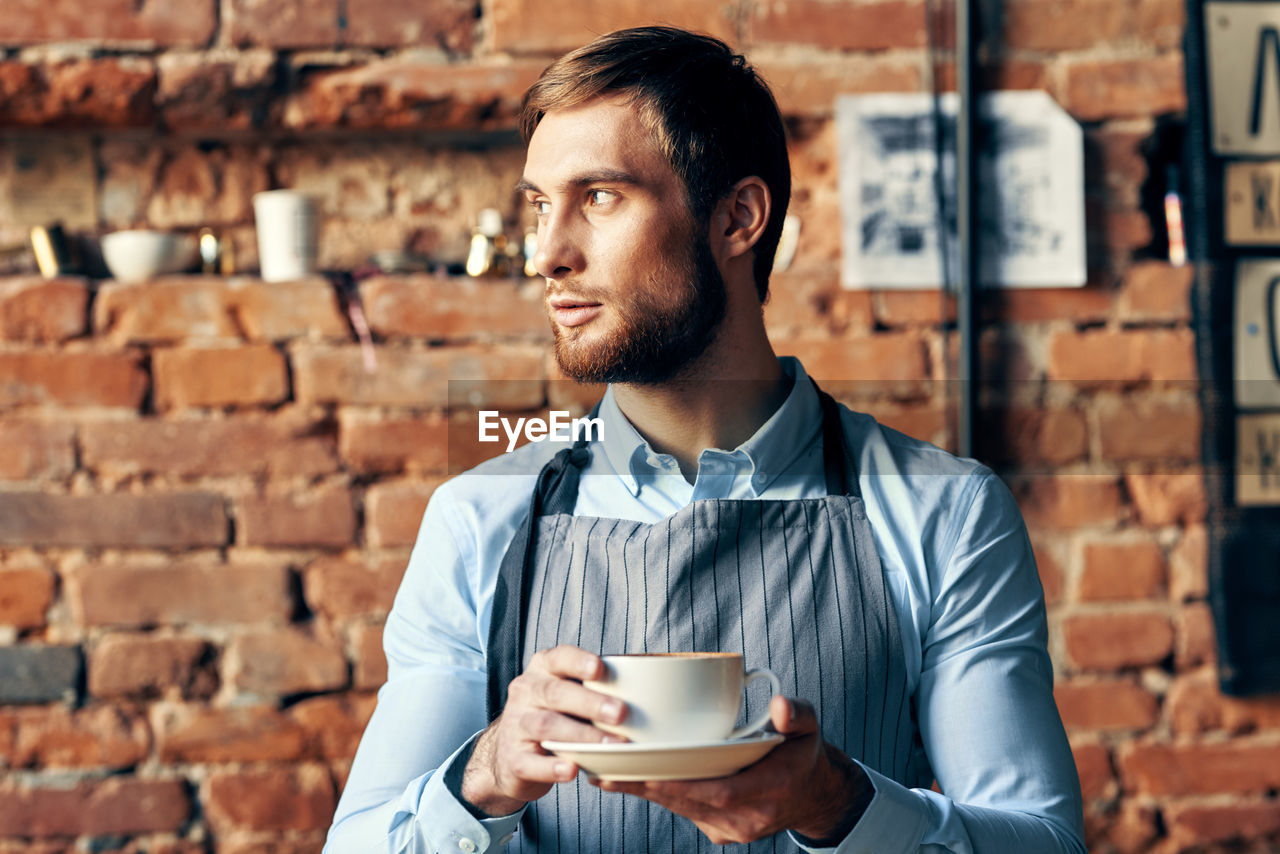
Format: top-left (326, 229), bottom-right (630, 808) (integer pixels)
top-left (370, 249), bottom-right (433, 274)
top-left (466, 208), bottom-right (511, 277)
top-left (31, 224), bottom-right (80, 278)
top-left (100, 230), bottom-right (197, 283)
top-left (199, 228), bottom-right (222, 274)
top-left (254, 190), bottom-right (318, 282)
top-left (523, 228), bottom-right (539, 277)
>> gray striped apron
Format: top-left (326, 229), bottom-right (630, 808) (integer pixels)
top-left (485, 391), bottom-right (929, 852)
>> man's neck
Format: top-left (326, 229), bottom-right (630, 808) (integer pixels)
top-left (611, 347), bottom-right (791, 483)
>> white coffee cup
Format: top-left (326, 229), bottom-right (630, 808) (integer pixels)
top-left (253, 190), bottom-right (318, 282)
top-left (585, 652), bottom-right (782, 744)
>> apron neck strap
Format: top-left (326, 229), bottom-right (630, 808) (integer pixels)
top-left (817, 387), bottom-right (860, 499)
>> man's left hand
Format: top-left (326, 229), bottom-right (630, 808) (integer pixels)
top-left (590, 696), bottom-right (873, 846)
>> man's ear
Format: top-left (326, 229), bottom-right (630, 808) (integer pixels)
top-left (712, 176), bottom-right (771, 261)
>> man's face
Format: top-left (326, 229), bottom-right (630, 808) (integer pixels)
top-left (519, 97), bottom-right (726, 384)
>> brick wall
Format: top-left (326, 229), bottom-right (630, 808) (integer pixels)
top-left (2, 2), bottom-right (1277, 853)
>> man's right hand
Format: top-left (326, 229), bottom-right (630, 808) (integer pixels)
top-left (460, 644), bottom-right (627, 817)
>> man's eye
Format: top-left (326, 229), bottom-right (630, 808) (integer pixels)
top-left (530, 199), bottom-right (551, 215)
top-left (587, 190), bottom-right (612, 206)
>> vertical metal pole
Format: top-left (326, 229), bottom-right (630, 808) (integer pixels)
top-left (956, 0), bottom-right (980, 458)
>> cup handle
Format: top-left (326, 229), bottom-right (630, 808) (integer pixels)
top-left (729, 668), bottom-right (783, 739)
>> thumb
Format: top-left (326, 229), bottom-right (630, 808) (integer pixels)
top-left (770, 695), bottom-right (819, 736)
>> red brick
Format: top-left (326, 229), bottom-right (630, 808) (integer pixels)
top-left (1031, 538), bottom-right (1065, 607)
top-left (1088, 204), bottom-right (1153, 253)
top-left (776, 333), bottom-right (930, 391)
top-left (1169, 524), bottom-right (1208, 602)
top-left (1011, 475), bottom-right (1124, 530)
top-left (283, 60), bottom-right (545, 132)
top-left (1165, 800), bottom-right (1280, 848)
top-left (932, 59), bottom-right (1053, 93)
top-left (1176, 602), bottom-right (1216, 670)
top-left (6, 705), bottom-right (149, 769)
top-left (95, 278), bottom-right (239, 343)
top-left (228, 278), bottom-right (349, 341)
top-left (153, 344), bottom-right (288, 410)
top-left (287, 693), bottom-right (377, 759)
top-left (302, 555), bottom-right (407, 620)
top-left (1062, 611), bottom-right (1174, 669)
top-left (1086, 125), bottom-right (1150, 193)
top-left (752, 57), bottom-right (923, 117)
top-left (0, 492), bottom-right (226, 548)
top-left (748, 0), bottom-right (927, 49)
top-left (1119, 740), bottom-right (1280, 796)
top-left (1116, 261), bottom-right (1194, 323)
top-left (1167, 670), bottom-right (1280, 735)
top-left (1054, 678), bottom-right (1159, 731)
top-left (81, 413), bottom-right (338, 479)
top-left (1096, 396), bottom-right (1202, 463)
top-left (1003, 0), bottom-right (1129, 50)
top-left (0, 350), bottom-right (147, 408)
top-left (338, 411), bottom-right (449, 475)
top-left (226, 0), bottom-right (339, 48)
top-left (0, 565), bottom-right (55, 629)
top-left (366, 480), bottom-right (443, 549)
top-left (872, 290), bottom-right (956, 328)
top-left (981, 286), bottom-right (1114, 325)
top-left (293, 344), bottom-right (546, 408)
top-left (856, 401), bottom-right (947, 446)
top-left (350, 621), bottom-right (387, 690)
top-left (148, 145), bottom-right (270, 228)
top-left (156, 50), bottom-right (277, 133)
top-left (1125, 469), bottom-right (1207, 526)
top-left (1094, 801), bottom-right (1159, 854)
top-left (153, 703), bottom-right (308, 763)
top-left (1078, 538), bottom-right (1165, 601)
top-left (0, 421), bottom-right (75, 480)
top-left (490, 0), bottom-right (736, 53)
top-left (0, 0), bottom-right (214, 45)
top-left (0, 58), bottom-right (157, 128)
top-left (345, 0), bottom-right (475, 50)
top-left (0, 777), bottom-right (189, 836)
top-left (362, 276), bottom-right (548, 341)
top-left (979, 407), bottom-right (1089, 467)
top-left (69, 559), bottom-right (293, 627)
top-left (764, 270), bottom-right (850, 337)
top-left (226, 627), bottom-right (348, 695)
top-left (1136, 0), bottom-right (1185, 50)
top-left (236, 489), bottom-right (356, 548)
top-left (205, 765), bottom-right (335, 832)
top-left (0, 277), bottom-right (88, 342)
top-left (1047, 329), bottom-right (1196, 387)
top-left (1061, 55), bottom-right (1187, 121)
top-left (88, 634), bottom-right (213, 699)
top-left (1072, 740), bottom-right (1115, 800)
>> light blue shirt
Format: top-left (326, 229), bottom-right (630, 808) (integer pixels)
top-left (326, 358), bottom-right (1085, 854)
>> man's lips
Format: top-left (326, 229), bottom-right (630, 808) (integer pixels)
top-left (548, 296), bottom-right (603, 328)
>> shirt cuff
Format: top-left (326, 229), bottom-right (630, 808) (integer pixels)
top-left (789, 762), bottom-right (930, 854)
top-left (402, 733), bottom-right (526, 853)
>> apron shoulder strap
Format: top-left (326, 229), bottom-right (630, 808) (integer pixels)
top-left (817, 388), bottom-right (861, 499)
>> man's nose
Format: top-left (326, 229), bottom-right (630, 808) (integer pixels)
top-left (533, 211), bottom-right (585, 280)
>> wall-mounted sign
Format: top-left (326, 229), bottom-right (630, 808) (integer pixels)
top-left (1226, 161), bottom-right (1280, 244)
top-left (1233, 260), bottom-right (1280, 409)
top-left (1207, 1), bottom-right (1280, 155)
top-left (1237, 412), bottom-right (1280, 505)
top-left (834, 91), bottom-right (1085, 289)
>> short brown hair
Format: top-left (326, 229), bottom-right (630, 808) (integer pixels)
top-left (519, 26), bottom-right (790, 302)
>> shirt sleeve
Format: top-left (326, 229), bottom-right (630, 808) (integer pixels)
top-left (323, 482), bottom-right (524, 854)
top-left (793, 472), bottom-right (1086, 854)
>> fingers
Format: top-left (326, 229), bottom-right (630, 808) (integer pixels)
top-left (529, 644), bottom-right (606, 681)
top-left (770, 696), bottom-right (818, 736)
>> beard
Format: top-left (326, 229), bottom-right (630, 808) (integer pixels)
top-left (549, 234), bottom-right (728, 385)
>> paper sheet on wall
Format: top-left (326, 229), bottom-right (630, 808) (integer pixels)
top-left (836, 91), bottom-right (1086, 289)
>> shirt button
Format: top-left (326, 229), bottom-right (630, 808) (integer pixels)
top-left (498, 833), bottom-right (514, 846)
top-left (458, 839), bottom-right (478, 853)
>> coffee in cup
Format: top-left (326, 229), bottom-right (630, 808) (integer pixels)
top-left (584, 652), bottom-right (781, 744)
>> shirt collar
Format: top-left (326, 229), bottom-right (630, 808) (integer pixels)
top-left (594, 357), bottom-right (823, 497)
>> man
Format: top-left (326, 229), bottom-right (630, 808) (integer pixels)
top-left (326, 26), bottom-right (1085, 854)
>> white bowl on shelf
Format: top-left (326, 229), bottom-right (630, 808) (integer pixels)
top-left (100, 230), bottom-right (196, 283)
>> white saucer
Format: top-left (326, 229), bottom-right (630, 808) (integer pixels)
top-left (541, 733), bottom-right (784, 782)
